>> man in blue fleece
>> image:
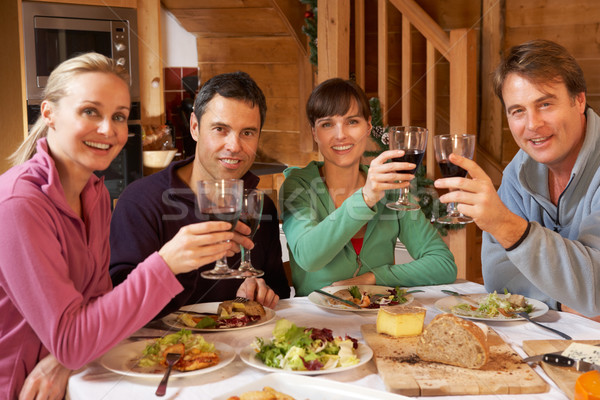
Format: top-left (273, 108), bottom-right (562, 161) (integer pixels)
top-left (434, 39), bottom-right (600, 320)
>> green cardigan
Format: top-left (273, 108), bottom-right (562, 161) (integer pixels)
top-left (280, 161), bottom-right (457, 296)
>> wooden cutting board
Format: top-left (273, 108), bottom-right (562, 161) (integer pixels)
top-left (361, 324), bottom-right (548, 396)
top-left (523, 339), bottom-right (600, 400)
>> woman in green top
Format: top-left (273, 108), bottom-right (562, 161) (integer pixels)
top-left (280, 78), bottom-right (457, 296)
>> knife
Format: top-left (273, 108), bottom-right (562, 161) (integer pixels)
top-left (441, 289), bottom-right (480, 306)
top-left (527, 353), bottom-right (600, 372)
top-left (315, 289), bottom-right (362, 309)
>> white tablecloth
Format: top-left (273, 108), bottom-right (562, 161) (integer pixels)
top-left (67, 280), bottom-right (597, 400)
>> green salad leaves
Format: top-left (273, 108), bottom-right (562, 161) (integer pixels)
top-left (252, 319), bottom-right (359, 371)
top-left (138, 329), bottom-right (215, 367)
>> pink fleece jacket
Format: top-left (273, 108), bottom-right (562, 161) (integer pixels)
top-left (0, 139), bottom-right (183, 399)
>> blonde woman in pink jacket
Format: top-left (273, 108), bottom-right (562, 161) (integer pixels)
top-left (0, 53), bottom-right (252, 400)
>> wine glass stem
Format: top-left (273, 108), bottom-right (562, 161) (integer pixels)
top-left (398, 186), bottom-right (410, 204)
top-left (447, 201), bottom-right (459, 216)
top-left (240, 246), bottom-right (251, 269)
top-left (214, 255), bottom-right (229, 270)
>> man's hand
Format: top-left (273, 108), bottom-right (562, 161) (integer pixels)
top-left (19, 354), bottom-right (71, 400)
top-left (331, 272), bottom-right (376, 287)
top-left (236, 278), bottom-right (279, 309)
top-left (159, 221), bottom-right (241, 275)
top-left (434, 153), bottom-right (528, 248)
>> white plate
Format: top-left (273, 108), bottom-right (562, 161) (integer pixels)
top-left (214, 373), bottom-right (410, 400)
top-left (434, 293), bottom-right (549, 321)
top-left (308, 285), bottom-right (413, 312)
top-left (99, 340), bottom-right (235, 379)
top-left (239, 342), bottom-right (373, 375)
top-left (161, 302), bottom-right (276, 332)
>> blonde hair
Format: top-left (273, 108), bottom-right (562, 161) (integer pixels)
top-left (9, 52), bottom-right (130, 166)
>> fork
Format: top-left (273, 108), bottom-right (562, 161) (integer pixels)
top-left (155, 352), bottom-right (182, 396)
top-left (234, 297), bottom-right (249, 303)
top-left (515, 311), bottom-right (572, 340)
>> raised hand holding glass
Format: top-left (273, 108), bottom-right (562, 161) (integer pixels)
top-left (196, 179), bottom-right (243, 279)
top-left (386, 126), bottom-right (428, 211)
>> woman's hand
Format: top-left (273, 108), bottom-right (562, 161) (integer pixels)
top-left (236, 278), bottom-right (279, 309)
top-left (331, 272), bottom-right (376, 286)
top-left (159, 221), bottom-right (252, 275)
top-left (362, 150), bottom-right (415, 208)
top-left (19, 354), bottom-right (71, 400)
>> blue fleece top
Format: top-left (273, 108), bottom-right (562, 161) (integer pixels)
top-left (280, 161), bottom-right (457, 296)
top-left (482, 108), bottom-right (600, 317)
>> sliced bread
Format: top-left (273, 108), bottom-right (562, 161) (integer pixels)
top-left (416, 313), bottom-right (489, 369)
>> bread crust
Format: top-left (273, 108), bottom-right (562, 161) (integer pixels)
top-left (416, 313), bottom-right (489, 369)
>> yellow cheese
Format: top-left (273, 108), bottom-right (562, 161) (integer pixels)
top-left (376, 305), bottom-right (426, 337)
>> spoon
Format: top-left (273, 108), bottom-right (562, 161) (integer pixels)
top-left (156, 352), bottom-right (182, 396)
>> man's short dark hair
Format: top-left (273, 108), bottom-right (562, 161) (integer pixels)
top-left (193, 71), bottom-right (267, 129)
top-left (493, 39), bottom-right (587, 108)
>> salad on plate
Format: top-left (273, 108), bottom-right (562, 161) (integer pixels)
top-left (452, 290), bottom-right (533, 319)
top-left (252, 319), bottom-right (360, 372)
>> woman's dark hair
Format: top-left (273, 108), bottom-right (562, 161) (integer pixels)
top-left (193, 71), bottom-right (267, 129)
top-left (306, 78), bottom-right (371, 127)
top-left (493, 39), bottom-right (586, 107)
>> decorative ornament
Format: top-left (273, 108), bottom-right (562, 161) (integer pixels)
top-left (364, 97), bottom-right (464, 236)
top-left (300, 0), bottom-right (318, 66)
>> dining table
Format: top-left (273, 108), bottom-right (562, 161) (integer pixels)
top-left (66, 280), bottom-right (598, 400)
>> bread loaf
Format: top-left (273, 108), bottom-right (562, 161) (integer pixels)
top-left (376, 305), bottom-right (426, 337)
top-left (416, 313), bottom-right (489, 369)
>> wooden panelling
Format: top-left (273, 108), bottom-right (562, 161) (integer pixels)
top-left (196, 37), bottom-right (298, 64)
top-left (170, 7), bottom-right (288, 36)
top-left (162, 0), bottom-right (271, 9)
top-left (317, 0), bottom-right (351, 82)
top-left (198, 64), bottom-right (300, 99)
top-left (138, 0), bottom-right (164, 125)
top-left (505, 0), bottom-right (600, 27)
top-left (259, 130), bottom-right (318, 166)
top-left (506, 24), bottom-right (600, 55)
top-left (31, 0), bottom-right (136, 6)
top-left (0, 0), bottom-right (28, 174)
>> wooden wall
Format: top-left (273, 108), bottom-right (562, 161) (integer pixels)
top-left (163, 0), bottom-right (318, 169)
top-left (480, 0), bottom-right (600, 169)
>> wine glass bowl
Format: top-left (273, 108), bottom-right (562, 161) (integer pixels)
top-left (238, 189), bottom-right (265, 278)
top-left (196, 179), bottom-right (244, 279)
top-left (386, 126), bottom-right (429, 211)
top-left (433, 134), bottom-right (476, 224)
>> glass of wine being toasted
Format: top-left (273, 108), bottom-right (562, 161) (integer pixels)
top-left (433, 134), bottom-right (476, 224)
top-left (197, 179), bottom-right (243, 279)
top-left (237, 189), bottom-right (265, 278)
top-left (386, 126), bottom-right (429, 211)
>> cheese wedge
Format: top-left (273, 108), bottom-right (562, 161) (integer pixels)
top-left (563, 343), bottom-right (600, 365)
top-left (376, 305), bottom-right (426, 337)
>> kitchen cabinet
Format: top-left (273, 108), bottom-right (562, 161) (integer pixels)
top-left (0, 0), bottom-right (163, 174)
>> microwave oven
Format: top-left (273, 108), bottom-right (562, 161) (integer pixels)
top-left (22, 1), bottom-right (143, 206)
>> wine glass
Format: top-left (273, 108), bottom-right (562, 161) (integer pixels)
top-left (433, 134), bottom-right (476, 224)
top-left (237, 189), bottom-right (265, 278)
top-left (196, 179), bottom-right (243, 279)
top-left (386, 126), bottom-right (429, 211)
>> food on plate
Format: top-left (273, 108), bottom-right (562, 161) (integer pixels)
top-left (416, 313), bottom-right (489, 369)
top-left (327, 286), bottom-right (411, 309)
top-left (252, 319), bottom-right (360, 371)
top-left (376, 305), bottom-right (426, 337)
top-left (177, 298), bottom-right (266, 329)
top-left (227, 386), bottom-right (295, 400)
top-left (451, 290), bottom-right (533, 319)
top-left (137, 329), bottom-right (219, 371)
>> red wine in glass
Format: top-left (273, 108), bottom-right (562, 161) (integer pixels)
top-left (386, 126), bottom-right (429, 211)
top-left (433, 134), bottom-right (476, 224)
top-left (203, 207), bottom-right (240, 231)
top-left (392, 149), bottom-right (425, 174)
top-left (197, 179), bottom-right (244, 279)
top-left (438, 160), bottom-right (468, 178)
top-left (238, 189), bottom-right (265, 278)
